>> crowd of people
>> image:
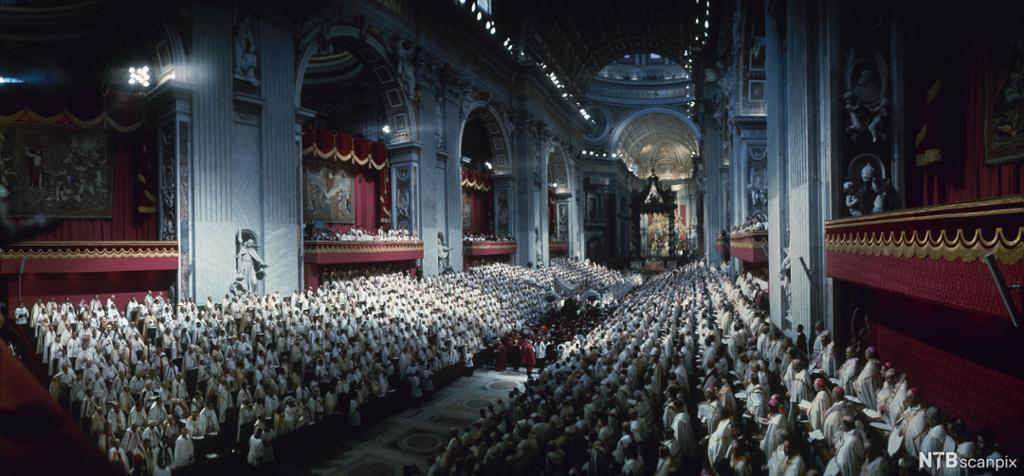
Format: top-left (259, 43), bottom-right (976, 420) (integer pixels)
top-left (20, 260), bottom-right (631, 475)
top-left (422, 263), bottom-right (1009, 476)
top-left (12, 255), bottom-right (1012, 475)
top-left (463, 234), bottom-right (516, 242)
top-left (305, 225), bottom-right (419, 242)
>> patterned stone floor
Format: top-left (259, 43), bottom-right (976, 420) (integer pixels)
top-left (295, 370), bottom-right (527, 476)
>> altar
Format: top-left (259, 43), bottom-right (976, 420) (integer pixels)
top-left (632, 173), bottom-right (683, 267)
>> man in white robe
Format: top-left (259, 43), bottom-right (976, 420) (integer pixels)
top-left (853, 347), bottom-right (881, 410)
top-left (808, 378), bottom-right (833, 432)
top-left (173, 429), bottom-right (195, 468)
top-left (707, 418), bottom-right (734, 465)
top-left (835, 417), bottom-right (865, 476)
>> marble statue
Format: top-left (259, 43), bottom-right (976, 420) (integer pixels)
top-left (843, 179), bottom-right (863, 217)
top-left (235, 231), bottom-right (267, 294)
top-left (393, 37), bottom-right (418, 101)
top-left (437, 232), bottom-right (452, 273)
top-left (535, 227), bottom-right (543, 267)
top-left (233, 11), bottom-right (260, 87)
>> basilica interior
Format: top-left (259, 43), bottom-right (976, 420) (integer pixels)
top-left (0, 1), bottom-right (1022, 475)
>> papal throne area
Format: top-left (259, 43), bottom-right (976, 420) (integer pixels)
top-left (0, 1), bottom-right (1022, 475)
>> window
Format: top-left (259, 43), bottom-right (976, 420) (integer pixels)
top-left (477, 0), bottom-right (491, 14)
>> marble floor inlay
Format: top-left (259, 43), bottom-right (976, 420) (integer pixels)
top-left (304, 370), bottom-right (527, 475)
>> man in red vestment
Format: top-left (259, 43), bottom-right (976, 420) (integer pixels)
top-left (521, 339), bottom-right (536, 379)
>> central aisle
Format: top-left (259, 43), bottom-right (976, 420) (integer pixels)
top-left (303, 371), bottom-right (527, 475)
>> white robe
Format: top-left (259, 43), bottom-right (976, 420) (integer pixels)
top-left (760, 413), bottom-right (787, 460)
top-left (836, 429), bottom-right (865, 476)
top-left (808, 389), bottom-right (833, 431)
top-left (247, 434), bottom-right (264, 465)
top-left (173, 435), bottom-right (194, 468)
top-left (671, 411), bottom-right (697, 459)
top-left (707, 419), bottom-right (732, 464)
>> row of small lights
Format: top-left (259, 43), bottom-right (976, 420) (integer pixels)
top-left (453, 0), bottom-right (592, 123)
top-left (538, 61), bottom-right (592, 123)
top-left (581, 149), bottom-right (615, 159)
top-left (694, 0), bottom-right (711, 46)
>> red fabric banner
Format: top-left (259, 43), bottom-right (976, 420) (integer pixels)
top-left (301, 124), bottom-right (389, 170)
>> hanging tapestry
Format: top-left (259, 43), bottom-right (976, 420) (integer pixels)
top-left (462, 191), bottom-right (473, 230)
top-left (304, 160), bottom-right (355, 224)
top-left (0, 127), bottom-right (111, 218)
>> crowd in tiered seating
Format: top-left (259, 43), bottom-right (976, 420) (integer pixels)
top-left (424, 262), bottom-right (1009, 476)
top-left (20, 261), bottom-right (630, 475)
top-left (305, 226), bottom-right (419, 241)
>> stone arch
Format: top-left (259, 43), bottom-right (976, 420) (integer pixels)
top-left (295, 24), bottom-right (416, 143)
top-left (607, 106), bottom-right (702, 156)
top-left (547, 144), bottom-right (571, 194)
top-left (458, 103), bottom-right (511, 175)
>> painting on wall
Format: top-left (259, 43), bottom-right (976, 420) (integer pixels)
top-left (303, 160), bottom-right (355, 223)
top-left (984, 23), bottom-right (1024, 164)
top-left (0, 127), bottom-right (111, 218)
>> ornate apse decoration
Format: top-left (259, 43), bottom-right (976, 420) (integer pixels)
top-left (232, 229), bottom-right (267, 296)
top-left (842, 154), bottom-right (897, 216)
top-left (233, 8), bottom-right (260, 87)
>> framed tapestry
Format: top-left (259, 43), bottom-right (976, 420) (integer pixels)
top-left (461, 191), bottom-right (473, 231)
top-left (303, 160), bottom-right (355, 223)
top-left (984, 23), bottom-right (1024, 165)
top-left (0, 126), bottom-right (111, 218)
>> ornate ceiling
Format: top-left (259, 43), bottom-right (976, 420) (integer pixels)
top-left (615, 113), bottom-right (698, 180)
top-left (496, 0), bottom-right (707, 96)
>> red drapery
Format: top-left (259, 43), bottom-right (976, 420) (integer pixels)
top-left (303, 125), bottom-right (390, 230)
top-left (301, 123), bottom-right (389, 170)
top-left (0, 84), bottom-right (155, 241)
top-left (461, 166), bottom-right (492, 191)
top-left (0, 86), bottom-right (145, 133)
top-left (461, 167), bottom-right (493, 235)
top-left (548, 190), bottom-right (556, 236)
top-left (906, 28), bottom-right (1024, 207)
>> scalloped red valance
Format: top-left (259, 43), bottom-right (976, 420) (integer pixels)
top-left (301, 124), bottom-right (389, 170)
top-left (461, 166), bottom-right (492, 192)
top-left (0, 89), bottom-right (145, 132)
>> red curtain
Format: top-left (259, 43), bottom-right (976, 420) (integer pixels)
top-left (548, 190), bottom-right (556, 236)
top-left (320, 165), bottom-right (383, 234)
top-left (906, 28), bottom-right (1024, 207)
top-left (874, 323), bottom-right (1024, 455)
top-left (23, 129), bottom-right (158, 241)
top-left (301, 124), bottom-right (389, 170)
top-left (461, 167), bottom-right (493, 235)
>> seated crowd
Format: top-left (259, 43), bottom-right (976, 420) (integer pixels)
top-left (424, 262), bottom-right (1008, 476)
top-left (23, 260), bottom-right (630, 475)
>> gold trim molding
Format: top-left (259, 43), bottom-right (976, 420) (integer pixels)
top-left (826, 226), bottom-right (1024, 265)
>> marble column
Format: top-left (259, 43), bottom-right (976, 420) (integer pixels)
top-left (390, 142), bottom-right (423, 265)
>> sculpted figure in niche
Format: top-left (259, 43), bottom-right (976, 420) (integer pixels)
top-left (843, 179), bottom-right (863, 217)
top-left (234, 11), bottom-right (260, 87)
